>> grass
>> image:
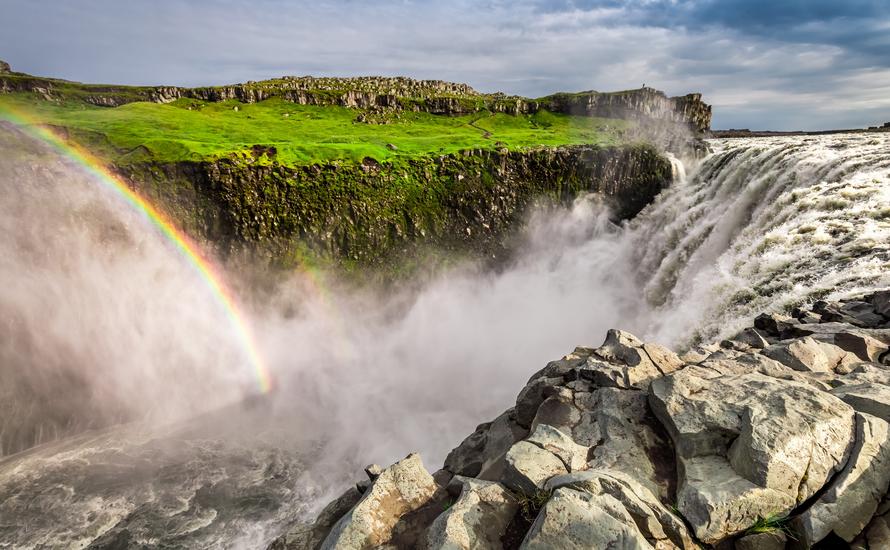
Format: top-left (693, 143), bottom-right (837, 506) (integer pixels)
top-left (746, 513), bottom-right (797, 540)
top-left (0, 93), bottom-right (633, 167)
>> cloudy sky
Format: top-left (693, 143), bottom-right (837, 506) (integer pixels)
top-left (1, 0), bottom-right (888, 130)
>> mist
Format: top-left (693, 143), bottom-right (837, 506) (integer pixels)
top-left (4, 124), bottom-right (890, 546)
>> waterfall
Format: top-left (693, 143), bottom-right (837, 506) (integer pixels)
top-left (632, 133), bottom-right (890, 345)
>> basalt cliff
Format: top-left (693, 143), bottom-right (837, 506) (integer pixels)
top-left (0, 61), bottom-right (710, 271)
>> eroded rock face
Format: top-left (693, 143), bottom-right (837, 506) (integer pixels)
top-left (426, 477), bottom-right (517, 550)
top-left (791, 413), bottom-right (890, 546)
top-left (520, 487), bottom-right (653, 549)
top-left (649, 369), bottom-right (855, 542)
top-left (320, 453), bottom-right (437, 549)
top-left (285, 291), bottom-right (890, 550)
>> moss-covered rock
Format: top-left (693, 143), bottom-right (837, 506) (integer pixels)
top-left (119, 143), bottom-right (672, 270)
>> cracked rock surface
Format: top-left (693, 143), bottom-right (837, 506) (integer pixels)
top-left (272, 291), bottom-right (890, 549)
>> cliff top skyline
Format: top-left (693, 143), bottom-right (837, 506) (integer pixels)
top-left (2, 0), bottom-right (888, 131)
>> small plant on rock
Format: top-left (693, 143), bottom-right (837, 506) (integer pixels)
top-left (746, 513), bottom-right (797, 540)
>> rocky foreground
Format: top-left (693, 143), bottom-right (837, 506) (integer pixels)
top-left (272, 292), bottom-right (890, 549)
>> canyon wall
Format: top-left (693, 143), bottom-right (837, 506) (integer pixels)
top-left (121, 144), bottom-right (673, 269)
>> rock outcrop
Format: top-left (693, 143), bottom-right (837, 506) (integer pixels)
top-left (0, 72), bottom-right (712, 133)
top-left (273, 290), bottom-right (890, 549)
top-left (0, 60), bottom-right (10, 74)
top-left (119, 143), bottom-right (673, 269)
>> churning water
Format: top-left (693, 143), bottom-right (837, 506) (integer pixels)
top-left (0, 129), bottom-right (888, 548)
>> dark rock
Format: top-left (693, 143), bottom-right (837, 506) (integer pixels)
top-left (754, 313), bottom-right (798, 338)
top-left (268, 486), bottom-right (362, 550)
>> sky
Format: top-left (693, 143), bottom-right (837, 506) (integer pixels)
top-left (1, 0), bottom-right (889, 130)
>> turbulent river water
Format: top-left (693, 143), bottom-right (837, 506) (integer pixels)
top-left (0, 129), bottom-right (888, 548)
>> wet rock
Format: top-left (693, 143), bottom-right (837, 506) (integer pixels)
top-left (813, 300), bottom-right (879, 327)
top-left (501, 441), bottom-right (567, 494)
top-left (834, 330), bottom-right (889, 363)
top-left (732, 327), bottom-right (771, 350)
top-left (872, 290), bottom-right (890, 318)
top-left (269, 487), bottom-right (362, 550)
top-left (320, 453), bottom-right (437, 549)
top-left (519, 487), bottom-right (652, 549)
top-left (790, 413), bottom-right (890, 546)
top-left (526, 424), bottom-right (589, 472)
top-left (426, 477), bottom-right (517, 550)
top-left (839, 301), bottom-right (886, 327)
top-left (545, 469), bottom-right (696, 549)
top-left (649, 369), bottom-right (856, 543)
top-left (754, 313), bottom-right (797, 338)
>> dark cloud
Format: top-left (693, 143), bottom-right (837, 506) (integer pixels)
top-left (0, 0), bottom-right (888, 130)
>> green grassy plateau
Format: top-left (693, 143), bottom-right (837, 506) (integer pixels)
top-left (0, 93), bottom-right (631, 167)
top-left (0, 70), bottom-right (682, 272)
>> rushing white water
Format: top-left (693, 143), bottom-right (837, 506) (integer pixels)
top-left (1, 130), bottom-right (888, 548)
top-left (635, 133), bottom-right (890, 345)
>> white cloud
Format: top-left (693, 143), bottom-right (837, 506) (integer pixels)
top-left (0, 0), bottom-right (887, 130)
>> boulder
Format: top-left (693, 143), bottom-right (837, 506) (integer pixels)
top-left (831, 383), bottom-right (890, 421)
top-left (545, 469), bottom-right (696, 549)
top-left (529, 391), bottom-right (581, 435)
top-left (754, 313), bottom-right (797, 338)
top-left (445, 408), bottom-right (528, 479)
top-left (579, 330), bottom-right (666, 390)
top-left (677, 455), bottom-right (794, 545)
top-left (519, 487), bottom-right (653, 549)
top-left (574, 388), bottom-right (675, 501)
top-left (872, 290), bottom-right (890, 319)
top-left (515, 377), bottom-right (564, 428)
top-left (320, 453), bottom-right (437, 550)
top-left (649, 369), bottom-right (856, 543)
top-left (642, 342), bottom-right (685, 374)
top-left (839, 300), bottom-right (886, 327)
top-left (526, 424), bottom-right (589, 472)
top-left (864, 503), bottom-right (890, 549)
top-left (0, 60), bottom-right (9, 74)
top-left (761, 337), bottom-right (854, 372)
top-left (269, 487), bottom-right (362, 550)
top-left (733, 531), bottom-right (786, 550)
top-left (426, 477), bottom-right (518, 550)
top-left (732, 327), bottom-right (771, 350)
top-left (834, 330), bottom-right (888, 363)
top-left (790, 413), bottom-right (890, 546)
top-left (501, 441), bottom-right (567, 494)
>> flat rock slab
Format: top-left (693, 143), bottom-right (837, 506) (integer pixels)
top-left (831, 383), bottom-right (890, 422)
top-left (519, 487), bottom-right (653, 549)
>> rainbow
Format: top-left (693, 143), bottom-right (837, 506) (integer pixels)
top-left (0, 106), bottom-right (274, 394)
